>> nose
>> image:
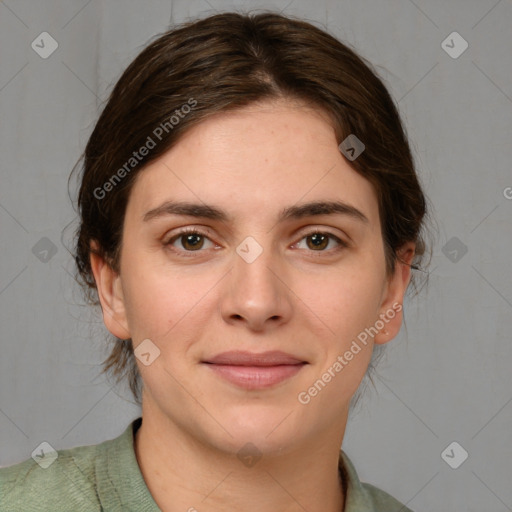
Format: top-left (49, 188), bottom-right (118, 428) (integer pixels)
top-left (218, 237), bottom-right (293, 332)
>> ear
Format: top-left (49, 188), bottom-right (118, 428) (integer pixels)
top-left (373, 241), bottom-right (416, 344)
top-left (89, 241), bottom-right (131, 340)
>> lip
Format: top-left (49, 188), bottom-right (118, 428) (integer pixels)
top-left (202, 350), bottom-right (307, 390)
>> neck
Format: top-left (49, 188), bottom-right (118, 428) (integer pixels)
top-left (134, 406), bottom-right (347, 512)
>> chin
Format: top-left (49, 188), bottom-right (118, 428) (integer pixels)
top-left (215, 407), bottom-right (304, 451)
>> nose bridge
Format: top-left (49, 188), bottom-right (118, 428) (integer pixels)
top-left (233, 233), bottom-right (279, 297)
top-left (220, 232), bottom-right (291, 327)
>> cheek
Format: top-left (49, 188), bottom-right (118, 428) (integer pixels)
top-left (295, 265), bottom-right (384, 341)
top-left (298, 273), bottom-right (381, 402)
top-left (120, 254), bottom-right (217, 343)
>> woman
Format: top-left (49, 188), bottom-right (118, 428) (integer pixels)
top-left (0, 11), bottom-right (430, 511)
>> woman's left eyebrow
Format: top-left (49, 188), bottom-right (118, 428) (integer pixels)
top-left (142, 199), bottom-right (369, 225)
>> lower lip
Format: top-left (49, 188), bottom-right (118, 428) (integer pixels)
top-left (204, 363), bottom-right (306, 390)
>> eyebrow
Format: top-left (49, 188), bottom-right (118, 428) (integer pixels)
top-left (143, 199), bottom-right (369, 225)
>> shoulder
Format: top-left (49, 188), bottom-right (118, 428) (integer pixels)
top-left (340, 450), bottom-right (414, 512)
top-left (0, 426), bottom-right (131, 512)
top-left (360, 481), bottom-right (414, 511)
top-left (0, 442), bottom-right (104, 512)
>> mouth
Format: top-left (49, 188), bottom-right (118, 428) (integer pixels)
top-left (202, 351), bottom-right (308, 390)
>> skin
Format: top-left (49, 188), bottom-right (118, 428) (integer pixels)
top-left (91, 97), bottom-right (415, 512)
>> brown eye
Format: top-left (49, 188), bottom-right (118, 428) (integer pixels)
top-left (295, 231), bottom-right (348, 253)
top-left (306, 233), bottom-right (329, 251)
top-left (165, 229), bottom-right (215, 253)
top-left (180, 233), bottom-right (205, 251)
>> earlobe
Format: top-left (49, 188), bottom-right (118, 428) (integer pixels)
top-left (89, 244), bottom-right (131, 340)
top-left (374, 242), bottom-right (415, 345)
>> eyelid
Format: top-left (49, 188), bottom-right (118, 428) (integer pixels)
top-left (295, 225), bottom-right (350, 243)
top-left (164, 226), bottom-right (217, 247)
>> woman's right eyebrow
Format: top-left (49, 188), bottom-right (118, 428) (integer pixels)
top-left (143, 201), bottom-right (228, 222)
top-left (142, 199), bottom-right (369, 225)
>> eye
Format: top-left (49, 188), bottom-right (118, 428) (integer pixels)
top-left (164, 228), bottom-right (216, 253)
top-left (294, 230), bottom-right (349, 254)
top-left (164, 227), bottom-right (349, 257)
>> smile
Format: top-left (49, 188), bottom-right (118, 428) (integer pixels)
top-left (202, 350), bottom-right (308, 390)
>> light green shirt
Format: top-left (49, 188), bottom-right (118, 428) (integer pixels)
top-left (0, 417), bottom-right (413, 511)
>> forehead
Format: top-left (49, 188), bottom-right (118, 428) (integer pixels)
top-left (125, 99), bottom-right (380, 229)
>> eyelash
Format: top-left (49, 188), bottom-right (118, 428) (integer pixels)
top-left (164, 227), bottom-right (349, 258)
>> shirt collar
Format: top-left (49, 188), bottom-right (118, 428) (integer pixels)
top-left (104, 417), bottom-right (396, 511)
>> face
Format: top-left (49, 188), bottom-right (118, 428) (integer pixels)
top-left (92, 98), bottom-right (413, 456)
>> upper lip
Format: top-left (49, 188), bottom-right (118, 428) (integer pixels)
top-left (203, 350), bottom-right (307, 366)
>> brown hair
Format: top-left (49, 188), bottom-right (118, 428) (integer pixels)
top-left (70, 11), bottom-right (433, 405)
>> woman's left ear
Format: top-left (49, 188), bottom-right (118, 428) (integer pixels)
top-left (373, 241), bottom-right (416, 345)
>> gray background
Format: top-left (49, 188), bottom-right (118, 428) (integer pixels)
top-left (1, 0), bottom-right (511, 510)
